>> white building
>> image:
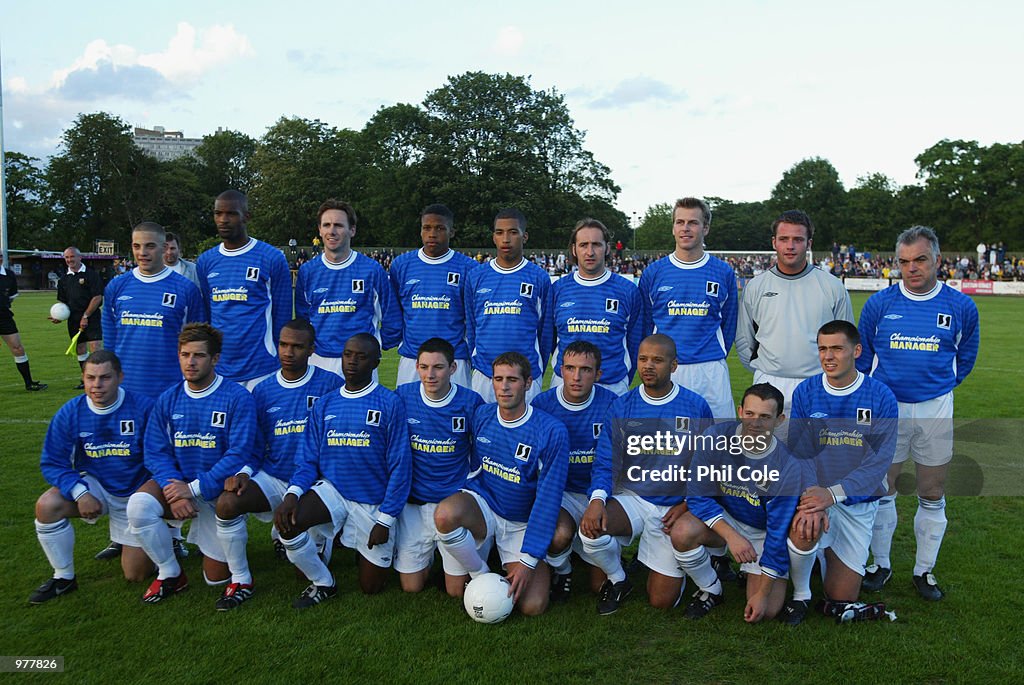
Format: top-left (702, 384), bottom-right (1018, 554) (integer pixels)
top-left (133, 126), bottom-right (203, 162)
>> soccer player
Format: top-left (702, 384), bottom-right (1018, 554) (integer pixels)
top-left (127, 323), bottom-right (258, 604)
top-left (464, 208), bottom-right (553, 403)
top-left (295, 199), bottom-right (401, 378)
top-left (53, 246), bottom-right (104, 386)
top-left (0, 261), bottom-right (46, 391)
top-left (579, 334), bottom-right (714, 614)
top-left (531, 340), bottom-right (619, 601)
top-left (212, 319), bottom-right (343, 610)
top-left (390, 204), bottom-right (479, 388)
top-left (434, 351), bottom-right (569, 616)
top-left (550, 219), bottom-right (641, 396)
top-left (671, 383), bottom-right (803, 621)
top-left (394, 338), bottom-right (484, 593)
top-left (784, 320), bottom-right (898, 624)
top-left (857, 226), bottom-right (980, 601)
top-left (196, 190), bottom-right (292, 388)
top-left (735, 210), bottom-right (853, 416)
top-left (102, 222), bottom-right (204, 398)
top-left (638, 198), bottom-right (738, 416)
top-left (164, 231), bottom-right (200, 287)
top-left (29, 351), bottom-right (152, 603)
top-left (274, 334), bottom-right (411, 608)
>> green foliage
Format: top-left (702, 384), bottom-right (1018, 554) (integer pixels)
top-left (769, 157), bottom-right (847, 246)
top-left (2, 151), bottom-right (51, 248)
top-left (634, 202), bottom-right (673, 250)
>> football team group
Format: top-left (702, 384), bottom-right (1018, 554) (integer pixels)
top-left (12, 191), bottom-right (978, 625)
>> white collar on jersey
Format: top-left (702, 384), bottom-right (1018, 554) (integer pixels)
top-left (132, 266), bottom-right (172, 282)
top-left (420, 382), bottom-right (457, 408)
top-left (185, 374), bottom-right (223, 399)
top-left (497, 404), bottom-right (532, 428)
top-left (571, 270), bottom-right (610, 287)
top-left (87, 387), bottom-right (126, 415)
top-left (733, 422), bottom-right (777, 460)
top-left (342, 380), bottom-right (378, 399)
top-left (488, 258), bottom-right (528, 275)
top-left (276, 366), bottom-right (315, 389)
top-left (321, 250), bottom-right (357, 270)
top-left (67, 263), bottom-right (87, 275)
top-left (417, 248), bottom-right (454, 265)
top-left (556, 386), bottom-right (595, 412)
top-left (217, 237), bottom-right (256, 256)
top-left (668, 252), bottom-right (709, 270)
top-left (898, 280), bottom-right (942, 302)
top-left (820, 371), bottom-right (865, 397)
top-left (639, 383), bottom-right (680, 405)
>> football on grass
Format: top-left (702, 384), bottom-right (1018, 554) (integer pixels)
top-left (463, 573), bottom-right (514, 624)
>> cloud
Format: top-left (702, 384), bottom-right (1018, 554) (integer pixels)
top-left (588, 76), bottom-right (687, 109)
top-left (57, 61), bottom-right (179, 101)
top-left (492, 26), bottom-right (525, 56)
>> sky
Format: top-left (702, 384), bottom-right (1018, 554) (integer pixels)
top-left (2, 1), bottom-right (1022, 218)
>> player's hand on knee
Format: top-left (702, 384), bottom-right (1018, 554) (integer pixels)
top-left (77, 493), bottom-right (102, 520)
top-left (505, 564), bottom-right (534, 603)
top-left (163, 479), bottom-right (192, 504)
top-left (798, 486), bottom-right (834, 513)
top-left (367, 523), bottom-right (389, 549)
top-left (661, 502), bottom-right (688, 533)
top-left (580, 500), bottom-right (606, 538)
top-left (170, 498), bottom-right (197, 520)
top-left (729, 536), bottom-right (757, 564)
top-left (274, 494), bottom-right (299, 535)
top-left (224, 473), bottom-right (250, 496)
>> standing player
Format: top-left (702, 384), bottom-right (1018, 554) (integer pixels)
top-left (857, 226), bottom-right (979, 601)
top-left (433, 352), bottom-right (569, 616)
top-left (295, 199), bottom-right (400, 378)
top-left (1, 261), bottom-right (46, 391)
top-left (785, 320), bottom-right (898, 624)
top-left (29, 351), bottom-right (152, 602)
top-left (464, 208), bottom-right (553, 403)
top-left (735, 210), bottom-right (853, 416)
top-left (213, 319), bottom-right (343, 610)
top-left (390, 204), bottom-right (479, 388)
top-left (671, 384), bottom-right (802, 622)
top-left (274, 334), bottom-right (411, 608)
top-left (196, 190), bottom-right (292, 388)
top-left (127, 323), bottom-right (258, 604)
top-left (531, 341), bottom-right (618, 601)
top-left (164, 231), bottom-right (200, 287)
top-left (394, 338), bottom-right (484, 593)
top-left (579, 334), bottom-right (714, 614)
top-left (53, 246), bottom-right (104, 385)
top-left (638, 198), bottom-right (738, 416)
top-left (102, 222), bottom-right (204, 398)
top-left (550, 219), bottom-right (641, 396)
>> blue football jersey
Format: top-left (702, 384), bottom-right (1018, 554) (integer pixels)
top-left (196, 239), bottom-right (292, 381)
top-left (397, 382), bottom-right (485, 503)
top-left (389, 248), bottom-right (479, 360)
top-left (251, 367), bottom-right (344, 482)
top-left (857, 281), bottom-right (980, 403)
top-left (549, 271), bottom-right (643, 385)
top-left (102, 267), bottom-right (204, 398)
top-left (294, 251), bottom-right (401, 357)
top-left (41, 388), bottom-right (153, 500)
top-left (638, 253), bottom-right (738, 364)
top-left (531, 385), bottom-right (618, 495)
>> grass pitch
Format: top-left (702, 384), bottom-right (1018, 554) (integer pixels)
top-left (1, 291), bottom-right (1021, 684)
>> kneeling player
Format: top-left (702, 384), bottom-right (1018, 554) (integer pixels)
top-left (671, 383), bottom-right (804, 621)
top-left (213, 319), bottom-right (342, 610)
top-left (395, 338), bottom-right (484, 593)
top-left (785, 320), bottom-right (898, 624)
top-left (531, 341), bottom-right (618, 601)
top-left (579, 335), bottom-right (713, 615)
top-left (274, 334), bottom-right (411, 608)
top-left (30, 351), bottom-right (152, 602)
top-left (127, 324), bottom-right (258, 605)
top-left (434, 352), bottom-right (569, 616)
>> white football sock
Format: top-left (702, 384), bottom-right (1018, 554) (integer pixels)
top-left (283, 531), bottom-right (334, 587)
top-left (706, 545), bottom-right (727, 558)
top-left (673, 546), bottom-right (722, 595)
top-left (437, 527), bottom-right (488, 578)
top-left (35, 519), bottom-right (75, 580)
top-left (579, 534), bottom-right (625, 584)
top-left (216, 515), bottom-right (251, 585)
top-left (870, 495), bottom-right (897, 568)
top-left (545, 545), bottom-right (572, 576)
top-left (913, 496), bottom-right (947, 576)
top-left (788, 538), bottom-right (818, 602)
top-left (127, 492), bottom-right (180, 579)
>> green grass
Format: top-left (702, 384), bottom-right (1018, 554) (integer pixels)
top-left (1, 291), bottom-right (1022, 684)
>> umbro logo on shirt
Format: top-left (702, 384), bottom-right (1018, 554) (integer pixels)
top-left (119, 420), bottom-right (135, 436)
top-left (117, 295), bottom-right (133, 301)
top-left (763, 292), bottom-right (779, 298)
top-left (657, 286), bottom-right (673, 292)
top-left (476, 288), bottom-right (492, 294)
top-left (514, 443), bottom-right (532, 461)
top-left (452, 416), bottom-right (466, 432)
top-left (161, 293), bottom-right (176, 308)
top-left (366, 410), bottom-right (381, 426)
top-left (560, 301), bottom-right (575, 308)
top-left (936, 313), bottom-right (952, 330)
top-left (245, 267), bottom-right (260, 281)
top-left (884, 314), bottom-right (903, 320)
top-left (211, 411), bottom-right (227, 428)
top-left (313, 287), bottom-right (329, 294)
top-left (857, 408), bottom-right (872, 425)
top-left (810, 412), bottom-right (829, 418)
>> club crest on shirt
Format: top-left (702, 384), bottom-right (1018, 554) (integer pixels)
top-left (514, 443), bottom-right (532, 461)
top-left (605, 298), bottom-right (619, 314)
top-left (245, 267), bottom-right (260, 281)
top-left (211, 411), bottom-right (227, 428)
top-left (119, 420), bottom-right (135, 436)
top-left (447, 272), bottom-right (460, 286)
top-left (675, 416), bottom-right (690, 432)
top-left (366, 409), bottom-right (381, 426)
top-left (161, 292), bottom-right (177, 308)
top-left (706, 281), bottom-right (720, 297)
top-left (520, 282), bottom-right (534, 298)
top-left (936, 313), bottom-right (952, 330)
top-left (592, 423), bottom-right (603, 439)
top-left (856, 408), bottom-right (872, 425)
top-left (352, 279), bottom-right (365, 294)
top-left (452, 416), bottom-right (466, 432)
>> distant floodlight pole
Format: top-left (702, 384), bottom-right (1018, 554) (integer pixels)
top-left (631, 211), bottom-right (638, 251)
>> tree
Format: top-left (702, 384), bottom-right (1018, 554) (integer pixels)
top-left (769, 157), bottom-right (847, 246)
top-left (845, 173), bottom-right (898, 251)
top-left (3, 151), bottom-right (52, 249)
top-left (634, 203), bottom-right (673, 251)
top-left (705, 198), bottom-right (775, 251)
top-left (190, 129), bottom-right (257, 197)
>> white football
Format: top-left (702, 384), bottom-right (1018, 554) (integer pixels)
top-left (463, 573), bottom-right (514, 624)
top-left (50, 302), bottom-right (72, 321)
